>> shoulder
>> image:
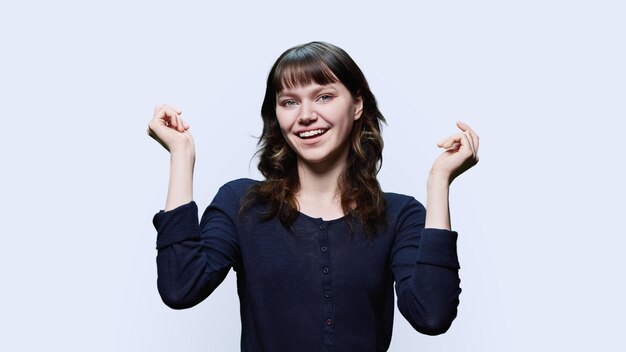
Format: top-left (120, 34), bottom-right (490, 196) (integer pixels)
top-left (383, 191), bottom-right (426, 228)
top-left (384, 191), bottom-right (425, 212)
top-left (220, 178), bottom-right (261, 197)
top-left (209, 178), bottom-right (260, 208)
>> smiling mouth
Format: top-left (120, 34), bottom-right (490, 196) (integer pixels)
top-left (298, 129), bottom-right (328, 139)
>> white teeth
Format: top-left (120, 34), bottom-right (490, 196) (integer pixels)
top-left (299, 129), bottom-right (326, 138)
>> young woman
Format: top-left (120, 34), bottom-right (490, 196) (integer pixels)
top-left (147, 41), bottom-right (479, 351)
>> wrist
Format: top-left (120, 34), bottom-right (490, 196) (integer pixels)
top-left (427, 178), bottom-right (450, 199)
top-left (427, 171), bottom-right (451, 187)
top-left (170, 144), bottom-right (196, 159)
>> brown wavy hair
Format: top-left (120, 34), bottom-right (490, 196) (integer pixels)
top-left (242, 41), bottom-right (387, 235)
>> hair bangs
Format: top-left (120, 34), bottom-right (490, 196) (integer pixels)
top-left (274, 54), bottom-right (339, 93)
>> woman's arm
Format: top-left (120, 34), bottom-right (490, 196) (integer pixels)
top-left (148, 105), bottom-right (238, 309)
top-left (392, 198), bottom-right (460, 335)
top-left (146, 104), bottom-right (195, 210)
top-left (425, 121), bottom-right (479, 230)
top-left (153, 188), bottom-right (239, 310)
top-left (424, 175), bottom-right (451, 230)
top-left (392, 122), bottom-right (479, 333)
top-left (165, 147), bottom-right (195, 211)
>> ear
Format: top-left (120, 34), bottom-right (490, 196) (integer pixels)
top-left (353, 96), bottom-right (364, 121)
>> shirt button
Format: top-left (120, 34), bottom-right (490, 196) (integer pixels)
top-left (325, 291), bottom-right (331, 298)
top-left (319, 224), bottom-right (326, 230)
top-left (322, 267), bottom-right (329, 274)
top-left (326, 318), bottom-right (333, 326)
top-left (321, 246), bottom-right (328, 253)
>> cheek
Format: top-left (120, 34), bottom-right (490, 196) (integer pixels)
top-left (275, 112), bottom-right (296, 143)
top-left (275, 112), bottom-right (290, 132)
top-left (327, 101), bottom-right (354, 122)
top-left (332, 105), bottom-right (356, 129)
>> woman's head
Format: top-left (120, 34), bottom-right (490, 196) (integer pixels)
top-left (248, 41), bottom-right (387, 235)
top-left (259, 41), bottom-right (386, 177)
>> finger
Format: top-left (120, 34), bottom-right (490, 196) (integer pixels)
top-left (149, 112), bottom-right (167, 131)
top-left (438, 134), bottom-right (463, 149)
top-left (456, 121), bottom-right (477, 157)
top-left (154, 104), bottom-right (170, 117)
top-left (467, 129), bottom-right (479, 154)
top-left (176, 114), bottom-right (185, 132)
top-left (437, 134), bottom-right (456, 148)
top-left (457, 121), bottom-right (479, 152)
top-left (154, 106), bottom-right (181, 128)
top-left (168, 111), bottom-right (178, 128)
top-left (459, 131), bottom-right (476, 158)
top-left (461, 130), bottom-right (475, 156)
top-left (467, 128), bottom-right (479, 154)
top-left (153, 107), bottom-right (177, 127)
top-left (456, 120), bottom-right (469, 131)
top-left (152, 106), bottom-right (166, 122)
top-left (170, 105), bottom-right (182, 115)
top-left (440, 133), bottom-right (475, 158)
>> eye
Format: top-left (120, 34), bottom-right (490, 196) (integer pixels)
top-left (318, 94), bottom-right (333, 102)
top-left (280, 99), bottom-right (298, 108)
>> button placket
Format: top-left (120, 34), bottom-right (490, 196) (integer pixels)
top-left (318, 220), bottom-right (334, 335)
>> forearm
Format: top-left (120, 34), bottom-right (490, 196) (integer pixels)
top-left (395, 224), bottom-right (460, 335)
top-left (397, 262), bottom-right (460, 335)
top-left (158, 241), bottom-right (229, 309)
top-left (153, 201), bottom-right (233, 310)
top-left (424, 174), bottom-right (451, 230)
top-left (165, 146), bottom-right (195, 211)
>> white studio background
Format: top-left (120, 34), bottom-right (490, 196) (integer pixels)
top-left (1, 0), bottom-right (624, 351)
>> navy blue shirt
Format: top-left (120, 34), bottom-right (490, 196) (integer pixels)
top-left (152, 178), bottom-right (461, 351)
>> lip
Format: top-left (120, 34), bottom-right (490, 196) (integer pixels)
top-left (295, 127), bottom-right (329, 135)
top-left (295, 127), bottom-right (329, 138)
top-left (294, 128), bottom-right (329, 145)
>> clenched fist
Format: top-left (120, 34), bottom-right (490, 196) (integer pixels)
top-left (147, 104), bottom-right (195, 154)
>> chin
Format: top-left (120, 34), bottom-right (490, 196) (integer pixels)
top-left (299, 155), bottom-right (330, 164)
top-left (297, 150), bottom-right (344, 166)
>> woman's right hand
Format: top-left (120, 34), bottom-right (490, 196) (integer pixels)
top-left (147, 104), bottom-right (195, 154)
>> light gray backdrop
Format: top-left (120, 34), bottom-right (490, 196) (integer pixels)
top-left (1, 0), bottom-right (624, 351)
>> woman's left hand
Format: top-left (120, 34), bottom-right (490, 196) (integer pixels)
top-left (430, 121), bottom-right (480, 184)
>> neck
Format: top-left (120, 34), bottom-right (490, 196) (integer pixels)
top-left (296, 151), bottom-right (348, 205)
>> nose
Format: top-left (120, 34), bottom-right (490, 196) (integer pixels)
top-left (298, 101), bottom-right (317, 124)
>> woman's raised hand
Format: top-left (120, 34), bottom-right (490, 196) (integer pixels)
top-left (147, 104), bottom-right (195, 154)
top-left (430, 121), bottom-right (480, 184)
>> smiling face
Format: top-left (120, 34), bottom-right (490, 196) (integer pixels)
top-left (275, 82), bottom-right (363, 168)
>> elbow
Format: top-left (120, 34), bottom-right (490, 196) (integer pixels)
top-left (156, 267), bottom-right (227, 309)
top-left (397, 288), bottom-right (460, 336)
top-left (399, 308), bottom-right (459, 336)
top-left (413, 313), bottom-right (456, 336)
top-left (158, 288), bottom-right (199, 310)
top-left (157, 280), bottom-right (203, 310)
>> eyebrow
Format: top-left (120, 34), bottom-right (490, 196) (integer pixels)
top-left (277, 84), bottom-right (339, 99)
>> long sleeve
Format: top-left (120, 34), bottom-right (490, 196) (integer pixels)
top-left (152, 184), bottom-right (241, 309)
top-left (391, 197), bottom-right (461, 335)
